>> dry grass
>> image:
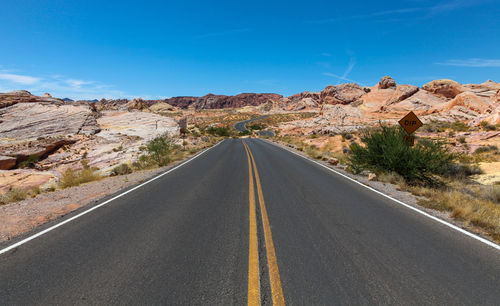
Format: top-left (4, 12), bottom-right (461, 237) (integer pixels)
top-left (402, 184), bottom-right (500, 242)
top-left (378, 172), bottom-right (405, 185)
top-left (0, 188), bottom-right (28, 205)
top-left (59, 166), bottom-right (101, 189)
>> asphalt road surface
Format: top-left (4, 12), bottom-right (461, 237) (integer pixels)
top-left (0, 139), bottom-right (499, 305)
top-left (234, 116), bottom-right (275, 137)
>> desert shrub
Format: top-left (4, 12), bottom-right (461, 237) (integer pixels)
top-left (347, 125), bottom-right (455, 185)
top-left (146, 133), bottom-right (175, 166)
top-left (445, 163), bottom-right (482, 179)
top-left (480, 121), bottom-right (496, 131)
top-left (0, 188), bottom-right (28, 204)
top-left (342, 133), bottom-right (353, 141)
top-left (29, 186), bottom-right (41, 197)
top-left (239, 129), bottom-right (251, 136)
top-left (248, 123), bottom-right (266, 130)
top-left (111, 163), bottom-right (132, 176)
top-left (457, 136), bottom-right (466, 144)
top-left (450, 121), bottom-right (469, 132)
top-left (304, 145), bottom-right (322, 159)
top-left (485, 185), bottom-right (500, 203)
top-left (474, 145), bottom-right (498, 154)
top-left (59, 162), bottom-right (101, 189)
top-left (206, 126), bottom-right (231, 137)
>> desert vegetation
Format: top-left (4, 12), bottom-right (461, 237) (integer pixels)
top-left (58, 160), bottom-right (101, 189)
top-left (347, 125), bottom-right (455, 185)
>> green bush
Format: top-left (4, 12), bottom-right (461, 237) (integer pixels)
top-left (206, 126), bottom-right (231, 137)
top-left (445, 163), bottom-right (483, 179)
top-left (111, 163), bottom-right (132, 176)
top-left (248, 123), bottom-right (266, 130)
top-left (239, 129), bottom-right (251, 136)
top-left (146, 133), bottom-right (175, 166)
top-left (450, 121), bottom-right (469, 132)
top-left (474, 145), bottom-right (498, 154)
top-left (347, 125), bottom-right (456, 185)
top-left (480, 121), bottom-right (497, 131)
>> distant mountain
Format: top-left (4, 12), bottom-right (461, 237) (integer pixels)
top-left (76, 99), bottom-right (99, 103)
top-left (164, 93), bottom-right (283, 109)
top-left (62, 98), bottom-right (74, 102)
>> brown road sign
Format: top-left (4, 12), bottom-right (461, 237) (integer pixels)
top-left (178, 117), bottom-right (187, 134)
top-left (399, 111), bottom-right (423, 135)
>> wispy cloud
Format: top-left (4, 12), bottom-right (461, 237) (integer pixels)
top-left (436, 58), bottom-right (500, 67)
top-left (65, 79), bottom-right (94, 89)
top-left (194, 28), bottom-right (251, 39)
top-left (0, 68), bottom-right (125, 99)
top-left (323, 56), bottom-right (364, 85)
top-left (0, 73), bottom-right (41, 85)
top-left (323, 72), bottom-right (359, 83)
top-left (306, 0), bottom-right (487, 24)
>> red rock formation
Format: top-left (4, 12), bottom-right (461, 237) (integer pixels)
top-left (444, 92), bottom-right (492, 114)
top-left (378, 76), bottom-right (397, 89)
top-left (320, 84), bottom-right (365, 105)
top-left (0, 156), bottom-right (16, 170)
top-left (165, 93), bottom-right (282, 109)
top-left (0, 90), bottom-right (64, 108)
top-left (422, 79), bottom-right (464, 99)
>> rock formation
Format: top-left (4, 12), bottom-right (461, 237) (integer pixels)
top-left (0, 90), bottom-right (64, 108)
top-left (378, 76), bottom-right (397, 89)
top-left (422, 79), bottom-right (464, 99)
top-left (319, 84), bottom-right (365, 105)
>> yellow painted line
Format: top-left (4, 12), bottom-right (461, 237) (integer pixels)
top-left (243, 141), bottom-right (261, 306)
top-left (246, 142), bottom-right (286, 306)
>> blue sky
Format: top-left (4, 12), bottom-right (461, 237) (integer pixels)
top-left (0, 0), bottom-right (499, 99)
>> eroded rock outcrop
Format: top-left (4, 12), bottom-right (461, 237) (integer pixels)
top-left (422, 79), bottom-right (464, 99)
top-left (0, 102), bottom-right (100, 144)
top-left (0, 90), bottom-right (64, 108)
top-left (320, 84), bottom-right (365, 105)
top-left (378, 76), bottom-right (397, 89)
top-left (0, 156), bottom-right (16, 170)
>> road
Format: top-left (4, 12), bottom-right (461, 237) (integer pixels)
top-left (234, 115), bottom-right (275, 137)
top-left (0, 139), bottom-right (499, 305)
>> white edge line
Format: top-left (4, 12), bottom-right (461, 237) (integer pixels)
top-left (262, 139), bottom-right (500, 251)
top-left (0, 140), bottom-right (225, 256)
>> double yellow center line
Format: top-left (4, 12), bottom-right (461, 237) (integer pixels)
top-left (243, 140), bottom-right (285, 306)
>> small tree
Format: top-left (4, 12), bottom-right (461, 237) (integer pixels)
top-left (146, 133), bottom-right (174, 166)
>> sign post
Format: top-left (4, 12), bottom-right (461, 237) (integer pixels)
top-left (178, 117), bottom-right (187, 137)
top-left (398, 111), bottom-right (422, 146)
